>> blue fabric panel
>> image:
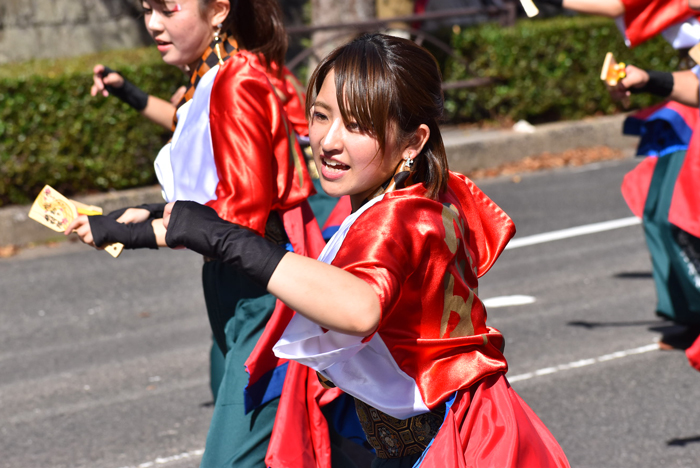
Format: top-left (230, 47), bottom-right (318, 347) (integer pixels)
top-left (624, 107), bottom-right (693, 157)
top-left (327, 392), bottom-right (371, 448)
top-left (322, 225), bottom-right (341, 241)
top-left (244, 361), bottom-right (288, 414)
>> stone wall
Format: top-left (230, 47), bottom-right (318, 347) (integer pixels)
top-left (0, 0), bottom-right (151, 64)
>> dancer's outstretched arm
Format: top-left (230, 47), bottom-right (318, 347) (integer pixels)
top-left (163, 201), bottom-right (381, 337)
top-left (535, 0), bottom-right (624, 17)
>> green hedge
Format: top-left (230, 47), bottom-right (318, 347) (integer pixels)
top-left (0, 47), bottom-right (184, 207)
top-left (0, 16), bottom-right (687, 207)
top-left (444, 16), bottom-right (681, 123)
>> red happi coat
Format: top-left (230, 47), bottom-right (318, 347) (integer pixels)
top-left (621, 0), bottom-right (700, 47)
top-left (156, 51), bottom-right (316, 237)
top-left (272, 172), bottom-right (570, 467)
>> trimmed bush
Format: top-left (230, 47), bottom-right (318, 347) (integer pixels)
top-left (0, 16), bottom-right (687, 207)
top-left (445, 16), bottom-right (681, 123)
top-left (0, 47), bottom-right (185, 207)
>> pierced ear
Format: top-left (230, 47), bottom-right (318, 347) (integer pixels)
top-left (403, 124), bottom-right (430, 160)
top-left (209, 0), bottom-right (230, 29)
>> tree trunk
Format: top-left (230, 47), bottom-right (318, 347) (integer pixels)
top-left (310, 0), bottom-right (375, 66)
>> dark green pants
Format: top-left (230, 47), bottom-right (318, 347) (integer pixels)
top-left (643, 150), bottom-right (700, 325)
top-left (200, 260), bottom-right (278, 468)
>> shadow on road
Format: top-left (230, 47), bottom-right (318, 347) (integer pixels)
top-left (568, 320), bottom-right (663, 329)
top-left (667, 435), bottom-right (700, 447)
top-left (613, 271), bottom-right (653, 279)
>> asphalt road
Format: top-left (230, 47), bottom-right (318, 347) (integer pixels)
top-left (2, 156), bottom-right (699, 468)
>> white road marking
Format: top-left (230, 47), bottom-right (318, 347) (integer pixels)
top-left (482, 295), bottom-right (536, 308)
top-left (118, 449), bottom-right (204, 468)
top-left (505, 216), bottom-right (642, 250)
top-left (508, 343), bottom-right (660, 383)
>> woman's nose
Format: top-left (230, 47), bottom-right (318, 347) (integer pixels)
top-left (146, 11), bottom-right (164, 32)
top-left (321, 118), bottom-right (343, 152)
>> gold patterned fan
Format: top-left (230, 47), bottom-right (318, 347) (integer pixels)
top-left (689, 43), bottom-right (700, 66)
top-left (601, 52), bottom-right (627, 86)
top-left (520, 0), bottom-right (539, 17)
top-left (28, 185), bottom-right (123, 258)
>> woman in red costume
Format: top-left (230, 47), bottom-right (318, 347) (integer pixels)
top-left (163, 33), bottom-right (571, 468)
top-left (532, 0), bottom-right (700, 349)
top-left (614, 0), bottom-right (700, 367)
top-left (533, 0), bottom-right (700, 48)
top-left (65, 0), bottom-right (327, 466)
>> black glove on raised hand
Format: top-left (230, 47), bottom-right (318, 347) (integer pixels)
top-left (101, 66), bottom-right (149, 111)
top-left (165, 201), bottom-right (288, 287)
top-left (89, 216), bottom-right (158, 249)
top-left (629, 70), bottom-right (674, 98)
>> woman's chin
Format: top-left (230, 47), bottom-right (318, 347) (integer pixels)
top-left (159, 53), bottom-right (187, 68)
top-left (318, 179), bottom-right (347, 199)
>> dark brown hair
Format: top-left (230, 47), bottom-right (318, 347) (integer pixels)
top-left (152, 0), bottom-right (288, 72)
top-left (306, 34), bottom-right (449, 199)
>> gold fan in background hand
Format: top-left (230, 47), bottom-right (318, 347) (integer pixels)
top-left (601, 52), bottom-right (627, 86)
top-left (520, 0), bottom-right (539, 17)
top-left (689, 43), bottom-right (700, 66)
top-left (28, 185), bottom-right (123, 258)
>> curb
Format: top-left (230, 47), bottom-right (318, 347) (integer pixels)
top-left (443, 113), bottom-right (637, 174)
top-left (0, 114), bottom-right (638, 248)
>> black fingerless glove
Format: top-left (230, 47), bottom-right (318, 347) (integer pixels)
top-left (629, 70), bottom-right (674, 97)
top-left (89, 216), bottom-right (159, 249)
top-left (137, 203), bottom-right (166, 219)
top-left (105, 207), bottom-right (128, 220)
top-left (165, 201), bottom-right (288, 287)
top-left (105, 203), bottom-right (167, 221)
top-left (102, 66), bottom-right (149, 111)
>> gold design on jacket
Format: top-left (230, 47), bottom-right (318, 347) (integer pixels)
top-left (441, 273), bottom-right (475, 338)
top-left (440, 204), bottom-right (476, 338)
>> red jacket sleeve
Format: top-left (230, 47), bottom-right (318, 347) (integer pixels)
top-left (622, 0), bottom-right (697, 47)
top-left (206, 53), bottom-right (313, 235)
top-left (262, 63), bottom-right (310, 138)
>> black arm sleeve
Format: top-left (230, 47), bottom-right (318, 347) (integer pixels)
top-left (165, 201), bottom-right (288, 287)
top-left (534, 0), bottom-right (563, 6)
top-left (629, 70), bottom-right (674, 98)
top-left (89, 216), bottom-right (158, 250)
top-left (102, 66), bottom-right (150, 111)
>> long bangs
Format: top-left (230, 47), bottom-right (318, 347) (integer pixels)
top-left (334, 41), bottom-right (394, 152)
top-left (307, 39), bottom-right (395, 154)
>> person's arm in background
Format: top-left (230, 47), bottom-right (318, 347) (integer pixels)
top-left (91, 64), bottom-right (181, 130)
top-left (611, 65), bottom-right (700, 107)
top-left (534, 0), bottom-right (625, 17)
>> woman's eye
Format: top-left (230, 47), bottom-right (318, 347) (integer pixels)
top-left (313, 112), bottom-right (328, 122)
top-left (346, 122), bottom-right (360, 132)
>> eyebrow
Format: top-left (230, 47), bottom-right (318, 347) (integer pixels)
top-left (312, 100), bottom-right (332, 112)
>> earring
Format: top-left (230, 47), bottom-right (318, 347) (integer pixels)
top-left (404, 156), bottom-right (414, 170)
top-left (213, 24), bottom-right (224, 66)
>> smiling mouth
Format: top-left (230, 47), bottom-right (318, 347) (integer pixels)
top-left (322, 158), bottom-right (350, 172)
